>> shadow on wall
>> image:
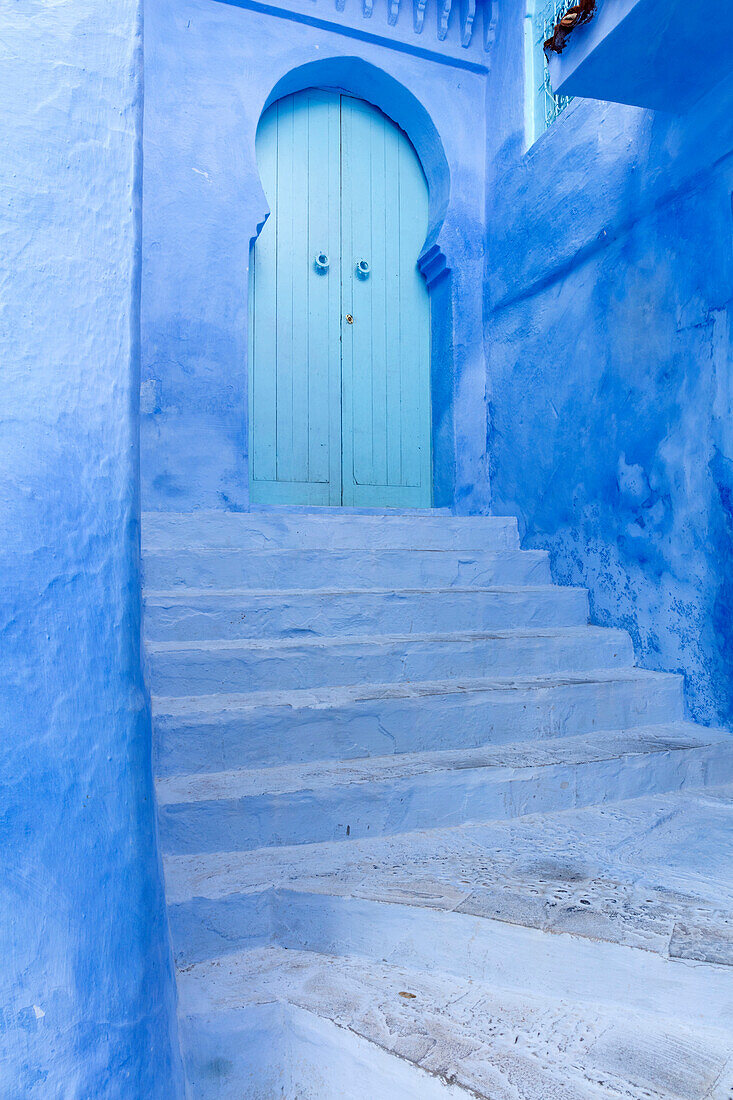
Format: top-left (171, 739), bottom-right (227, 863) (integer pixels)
top-left (483, 14), bottom-right (733, 726)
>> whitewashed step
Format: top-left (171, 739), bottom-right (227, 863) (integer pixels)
top-left (179, 999), bottom-right (482, 1100)
top-left (142, 547), bottom-right (552, 590)
top-left (178, 945), bottom-right (733, 1100)
top-left (142, 510), bottom-right (519, 551)
top-left (268, 892), bottom-right (733, 1030)
top-left (153, 669), bottom-right (686, 775)
top-left (156, 725), bottom-right (732, 854)
top-left (144, 584), bottom-right (589, 642)
top-left (164, 784), bottom-right (733, 967)
top-left (146, 627), bottom-right (633, 696)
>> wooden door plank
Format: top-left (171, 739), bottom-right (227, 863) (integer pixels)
top-left (319, 92), bottom-right (342, 504)
top-left (339, 96), bottom-right (357, 504)
top-left (249, 104), bottom-right (278, 486)
top-left (349, 101), bottom-right (376, 493)
top-left (384, 117), bottom-right (403, 489)
top-left (288, 94), bottom-right (311, 484)
top-left (274, 96), bottom-right (296, 485)
top-left (368, 107), bottom-right (389, 489)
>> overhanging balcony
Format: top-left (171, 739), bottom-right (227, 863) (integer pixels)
top-left (548, 0), bottom-right (733, 112)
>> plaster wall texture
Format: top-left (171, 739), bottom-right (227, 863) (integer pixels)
top-left (141, 0), bottom-right (490, 513)
top-left (483, 6), bottom-right (733, 726)
top-left (0, 1), bottom-right (183, 1095)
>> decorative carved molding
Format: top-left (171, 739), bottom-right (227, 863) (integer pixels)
top-left (483, 0), bottom-right (498, 52)
top-left (460, 0), bottom-right (476, 47)
top-left (319, 0), bottom-right (495, 52)
top-left (413, 0), bottom-right (428, 33)
top-left (437, 0), bottom-right (453, 41)
top-left (418, 243), bottom-right (449, 288)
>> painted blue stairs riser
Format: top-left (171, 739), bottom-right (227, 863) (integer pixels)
top-left (147, 627), bottom-right (634, 696)
top-left (144, 585), bottom-right (590, 641)
top-left (142, 510), bottom-right (733, 1100)
top-left (156, 727), bottom-right (731, 854)
top-left (153, 668), bottom-right (686, 775)
top-left (142, 510), bottom-right (518, 550)
top-left (144, 547), bottom-right (552, 590)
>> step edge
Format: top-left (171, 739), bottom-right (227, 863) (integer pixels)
top-left (174, 942), bottom-right (733, 1036)
top-left (168, 882), bottom-right (733, 981)
top-left (150, 667), bottom-right (682, 717)
top-left (143, 546), bottom-right (542, 558)
top-left (143, 583), bottom-right (586, 602)
top-left (155, 725), bottom-right (731, 805)
top-left (146, 625), bottom-right (633, 655)
top-left (163, 784), bottom-right (733, 896)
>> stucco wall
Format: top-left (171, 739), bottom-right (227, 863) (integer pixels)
top-left (0, 2), bottom-right (183, 1095)
top-left (483, 7), bottom-right (733, 725)
top-left (141, 0), bottom-right (490, 512)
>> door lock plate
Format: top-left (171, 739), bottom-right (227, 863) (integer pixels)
top-left (346, 314), bottom-right (354, 324)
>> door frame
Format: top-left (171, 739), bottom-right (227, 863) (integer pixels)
top-left (248, 58), bottom-right (456, 508)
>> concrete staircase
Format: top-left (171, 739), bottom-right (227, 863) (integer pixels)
top-left (143, 510), bottom-right (733, 1099)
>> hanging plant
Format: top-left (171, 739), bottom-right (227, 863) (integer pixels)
top-left (544, 0), bottom-right (596, 56)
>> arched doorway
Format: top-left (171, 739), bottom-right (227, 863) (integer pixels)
top-left (249, 89), bottom-right (432, 508)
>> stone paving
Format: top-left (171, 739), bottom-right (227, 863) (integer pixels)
top-left (144, 511), bottom-right (733, 1098)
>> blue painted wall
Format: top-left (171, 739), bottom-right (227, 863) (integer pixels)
top-left (0, 2), bottom-right (184, 1095)
top-left (141, 0), bottom-right (733, 723)
top-left (141, 0), bottom-right (491, 513)
top-left (6, 0), bottom-right (731, 1089)
top-left (482, 7), bottom-right (733, 725)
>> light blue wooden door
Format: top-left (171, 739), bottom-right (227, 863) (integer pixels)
top-left (250, 90), bottom-right (431, 507)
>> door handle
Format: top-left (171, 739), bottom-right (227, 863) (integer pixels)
top-left (355, 259), bottom-right (370, 280)
top-left (314, 252), bottom-right (329, 274)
